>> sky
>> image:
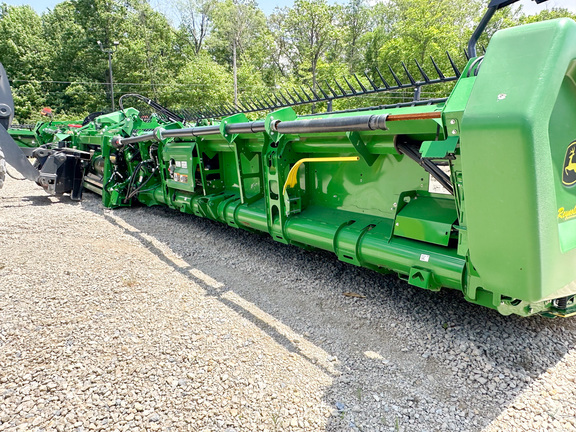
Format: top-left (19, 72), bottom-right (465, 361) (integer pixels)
top-left (5, 0), bottom-right (576, 17)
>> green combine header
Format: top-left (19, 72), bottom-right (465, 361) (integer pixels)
top-left (1, 0), bottom-right (575, 317)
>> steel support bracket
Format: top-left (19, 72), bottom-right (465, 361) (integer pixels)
top-left (220, 112), bottom-right (249, 145)
top-left (420, 136), bottom-right (459, 158)
top-left (408, 267), bottom-right (440, 291)
top-left (346, 131), bottom-right (378, 166)
top-left (265, 107), bottom-right (297, 143)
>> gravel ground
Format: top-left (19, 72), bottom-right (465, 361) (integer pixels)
top-left (1, 175), bottom-right (576, 432)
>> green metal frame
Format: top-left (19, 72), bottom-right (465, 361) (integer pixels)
top-left (15, 18), bottom-right (576, 318)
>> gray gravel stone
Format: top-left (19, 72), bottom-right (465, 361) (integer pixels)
top-left (1, 175), bottom-right (576, 431)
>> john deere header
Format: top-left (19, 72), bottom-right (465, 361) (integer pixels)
top-left (1, 0), bottom-right (575, 317)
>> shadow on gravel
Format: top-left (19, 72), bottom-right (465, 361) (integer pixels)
top-left (0, 194), bottom-right (58, 208)
top-left (81, 193), bottom-right (576, 432)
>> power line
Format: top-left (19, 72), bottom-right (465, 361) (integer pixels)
top-left (9, 78), bottom-right (275, 88)
top-left (10, 79), bottom-right (212, 87)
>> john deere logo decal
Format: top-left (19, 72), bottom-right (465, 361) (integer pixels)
top-left (563, 141), bottom-right (576, 187)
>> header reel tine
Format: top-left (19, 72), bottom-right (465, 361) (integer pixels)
top-left (225, 102), bottom-right (237, 114)
top-left (281, 90), bottom-right (295, 104)
top-left (248, 99), bottom-right (259, 111)
top-left (318, 85), bottom-right (330, 99)
top-left (401, 62), bottom-right (416, 85)
top-left (375, 67), bottom-right (391, 89)
top-left (325, 80), bottom-right (338, 98)
top-left (265, 95), bottom-right (278, 108)
top-left (272, 93), bottom-right (284, 106)
top-left (248, 97), bottom-right (259, 110)
top-left (254, 97), bottom-right (267, 110)
top-left (264, 95), bottom-right (275, 108)
top-left (343, 76), bottom-right (357, 94)
top-left (387, 64), bottom-right (403, 87)
top-left (364, 71), bottom-right (379, 91)
top-left (353, 74), bottom-right (368, 93)
top-left (239, 101), bottom-right (251, 112)
top-left (414, 59), bottom-right (430, 83)
top-left (430, 55), bottom-right (445, 79)
top-left (334, 78), bottom-right (347, 96)
top-left (292, 88), bottom-right (306, 103)
top-left (307, 83), bottom-right (320, 100)
top-left (242, 98), bottom-right (254, 111)
top-left (300, 86), bottom-right (313, 102)
top-left (446, 51), bottom-right (461, 77)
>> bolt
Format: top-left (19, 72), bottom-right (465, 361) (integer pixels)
top-left (450, 119), bottom-right (456, 125)
top-left (452, 129), bottom-right (457, 135)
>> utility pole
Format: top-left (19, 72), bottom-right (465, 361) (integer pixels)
top-left (97, 40), bottom-right (119, 111)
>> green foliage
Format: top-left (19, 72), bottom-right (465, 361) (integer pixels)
top-left (377, 0), bottom-right (484, 68)
top-left (340, 0), bottom-right (371, 71)
top-left (207, 0), bottom-right (266, 64)
top-left (519, 8), bottom-right (576, 24)
top-left (0, 5), bottom-right (50, 121)
top-left (275, 0), bottom-right (340, 87)
top-left (159, 53), bottom-right (232, 108)
top-left (11, 82), bottom-right (46, 124)
top-left (173, 0), bottom-right (214, 55)
top-left (207, 0), bottom-right (267, 104)
top-left (0, 0), bottom-right (574, 122)
top-left (113, 2), bottom-right (183, 101)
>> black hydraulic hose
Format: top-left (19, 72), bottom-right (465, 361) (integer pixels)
top-left (127, 168), bottom-right (157, 199)
top-left (396, 141), bottom-right (453, 194)
top-left (104, 169), bottom-right (123, 192)
top-left (423, 160), bottom-right (453, 193)
top-left (468, 7), bottom-right (496, 58)
top-left (125, 146), bottom-right (160, 200)
top-left (123, 161), bottom-right (144, 202)
top-left (6, 169), bottom-right (25, 180)
top-left (466, 56), bottom-right (484, 77)
top-left (119, 94), bottom-right (184, 123)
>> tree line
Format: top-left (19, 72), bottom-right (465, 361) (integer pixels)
top-left (0, 0), bottom-right (573, 123)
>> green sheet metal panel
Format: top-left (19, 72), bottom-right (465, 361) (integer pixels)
top-left (163, 140), bottom-right (196, 192)
top-left (394, 196), bottom-right (457, 246)
top-left (420, 136), bottom-right (459, 158)
top-left (461, 18), bottom-right (576, 303)
top-left (308, 153), bottom-right (430, 219)
top-left (550, 74), bottom-right (576, 253)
